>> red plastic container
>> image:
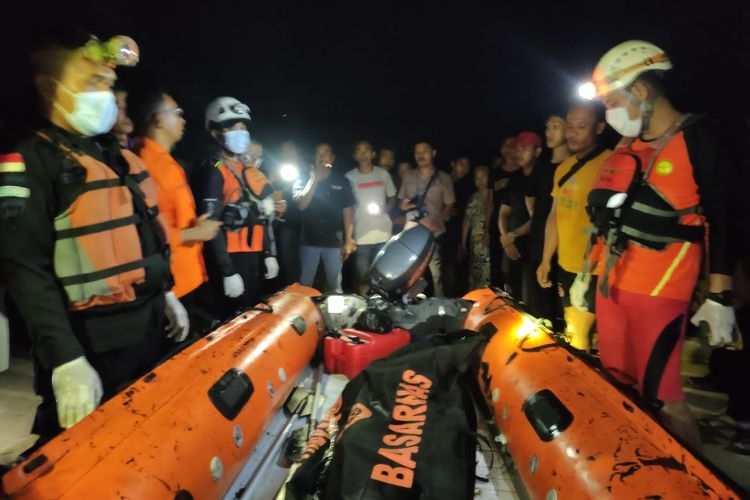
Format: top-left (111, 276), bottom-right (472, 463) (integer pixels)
top-left (324, 328), bottom-right (411, 379)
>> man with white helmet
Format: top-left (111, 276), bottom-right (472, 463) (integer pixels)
top-left (574, 40), bottom-right (734, 447)
top-left (190, 97), bottom-right (284, 320)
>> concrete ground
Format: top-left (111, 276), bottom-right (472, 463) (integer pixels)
top-left (681, 337), bottom-right (750, 493)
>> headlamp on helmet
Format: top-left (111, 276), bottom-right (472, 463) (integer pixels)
top-left (81, 35), bottom-right (140, 67)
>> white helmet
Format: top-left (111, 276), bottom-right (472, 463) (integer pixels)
top-left (592, 40), bottom-right (672, 98)
top-left (205, 96), bottom-right (252, 131)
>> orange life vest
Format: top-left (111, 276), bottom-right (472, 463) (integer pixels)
top-left (216, 159), bottom-right (271, 253)
top-left (40, 133), bottom-right (168, 311)
top-left (586, 116), bottom-right (706, 300)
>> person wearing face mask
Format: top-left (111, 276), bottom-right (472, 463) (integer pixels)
top-left (0, 33), bottom-right (184, 441)
top-left (574, 40), bottom-right (734, 448)
top-left (190, 97), bottom-right (284, 321)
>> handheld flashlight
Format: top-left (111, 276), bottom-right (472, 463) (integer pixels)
top-left (279, 163), bottom-right (300, 182)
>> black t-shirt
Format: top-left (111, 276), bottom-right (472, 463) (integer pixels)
top-left (526, 153), bottom-right (560, 262)
top-left (490, 167), bottom-right (516, 210)
top-left (502, 170), bottom-right (531, 231)
top-left (296, 171), bottom-right (356, 248)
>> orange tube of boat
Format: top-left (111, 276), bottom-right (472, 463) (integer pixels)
top-left (464, 288), bottom-right (741, 500)
top-left (3, 284), bottom-right (323, 500)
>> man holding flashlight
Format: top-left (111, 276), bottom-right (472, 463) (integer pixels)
top-left (346, 140), bottom-right (397, 294)
top-left (294, 143), bottom-right (356, 293)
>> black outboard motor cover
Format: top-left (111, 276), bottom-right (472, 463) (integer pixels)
top-left (369, 224), bottom-right (435, 299)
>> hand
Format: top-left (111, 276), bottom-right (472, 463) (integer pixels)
top-left (264, 256), bottom-right (280, 280)
top-left (500, 232), bottom-right (515, 247)
top-left (223, 273), bottom-right (245, 298)
top-left (400, 198), bottom-right (416, 211)
top-left (503, 242), bottom-right (521, 260)
top-left (537, 260), bottom-right (552, 288)
top-left (164, 291), bottom-right (189, 342)
top-left (341, 239), bottom-right (357, 261)
top-left (183, 213), bottom-right (221, 243)
top-left (570, 273), bottom-right (591, 312)
top-left (51, 356), bottom-right (103, 429)
top-left (691, 299), bottom-right (736, 347)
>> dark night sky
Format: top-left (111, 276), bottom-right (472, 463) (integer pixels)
top-left (2, 0), bottom-right (747, 168)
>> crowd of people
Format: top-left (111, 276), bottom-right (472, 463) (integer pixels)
top-left (0, 31), bottom-right (747, 460)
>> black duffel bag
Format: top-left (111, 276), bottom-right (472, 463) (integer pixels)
top-left (286, 331), bottom-right (487, 500)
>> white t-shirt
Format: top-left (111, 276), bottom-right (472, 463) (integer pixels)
top-left (345, 166), bottom-right (397, 245)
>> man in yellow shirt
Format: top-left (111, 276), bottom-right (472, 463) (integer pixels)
top-left (536, 103), bottom-right (610, 350)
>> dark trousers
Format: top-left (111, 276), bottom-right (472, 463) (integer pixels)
top-left (502, 253), bottom-right (533, 304)
top-left (31, 299), bottom-right (167, 444)
top-left (525, 259), bottom-right (560, 321)
top-left (353, 243), bottom-right (385, 292)
top-left (179, 283), bottom-right (216, 339)
top-left (206, 252), bottom-right (262, 321)
top-left (278, 223), bottom-right (301, 286)
top-left (710, 306), bottom-right (750, 421)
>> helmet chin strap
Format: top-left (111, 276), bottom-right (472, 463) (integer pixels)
top-left (639, 99), bottom-right (653, 138)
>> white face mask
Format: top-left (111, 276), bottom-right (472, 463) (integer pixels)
top-left (604, 91), bottom-right (647, 138)
top-left (224, 129), bottom-right (251, 154)
top-left (54, 84), bottom-right (118, 137)
top-left (605, 106), bottom-right (643, 138)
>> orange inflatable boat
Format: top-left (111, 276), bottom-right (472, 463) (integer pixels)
top-left (2, 284), bottom-right (323, 500)
top-left (464, 288), bottom-right (742, 500)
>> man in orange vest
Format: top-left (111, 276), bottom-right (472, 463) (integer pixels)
top-left (0, 32), bottom-right (186, 440)
top-left (190, 97), bottom-right (284, 320)
top-left (575, 40), bottom-right (735, 447)
top-left (129, 88), bottom-right (221, 335)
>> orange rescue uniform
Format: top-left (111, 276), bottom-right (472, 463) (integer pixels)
top-left (137, 137), bottom-right (206, 298)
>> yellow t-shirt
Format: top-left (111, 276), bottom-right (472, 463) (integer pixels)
top-left (551, 149), bottom-right (611, 274)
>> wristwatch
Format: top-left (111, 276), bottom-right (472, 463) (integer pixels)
top-left (509, 230), bottom-right (517, 239)
top-left (708, 290), bottom-right (734, 306)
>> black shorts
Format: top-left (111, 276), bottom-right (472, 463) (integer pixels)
top-left (557, 268), bottom-right (597, 313)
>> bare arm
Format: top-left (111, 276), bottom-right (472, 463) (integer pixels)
top-left (541, 200), bottom-right (559, 265)
top-left (343, 206), bottom-right (354, 243)
top-left (525, 195), bottom-right (535, 219)
top-left (498, 203), bottom-right (511, 235)
top-left (462, 212), bottom-right (471, 249)
top-left (441, 203), bottom-right (454, 222)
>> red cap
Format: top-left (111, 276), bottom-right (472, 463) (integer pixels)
top-left (515, 131), bottom-right (542, 148)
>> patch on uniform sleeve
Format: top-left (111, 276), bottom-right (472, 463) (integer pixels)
top-left (0, 153), bottom-right (25, 173)
top-left (0, 152), bottom-right (30, 220)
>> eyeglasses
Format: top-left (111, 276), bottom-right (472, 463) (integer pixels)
top-left (157, 108), bottom-right (184, 117)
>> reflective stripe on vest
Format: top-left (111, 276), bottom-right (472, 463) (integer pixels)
top-left (37, 133), bottom-right (163, 311)
top-left (584, 115), bottom-right (705, 297)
